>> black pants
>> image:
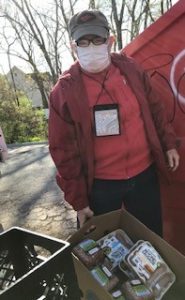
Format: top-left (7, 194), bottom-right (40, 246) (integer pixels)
top-left (90, 164), bottom-right (163, 236)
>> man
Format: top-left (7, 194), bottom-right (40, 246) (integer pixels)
top-left (48, 10), bottom-right (179, 235)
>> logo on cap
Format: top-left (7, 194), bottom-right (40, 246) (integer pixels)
top-left (77, 12), bottom-right (96, 24)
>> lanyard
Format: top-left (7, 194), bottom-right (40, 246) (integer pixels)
top-left (82, 70), bottom-right (121, 136)
top-left (83, 70), bottom-right (116, 106)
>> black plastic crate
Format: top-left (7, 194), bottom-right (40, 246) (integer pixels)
top-left (0, 227), bottom-right (81, 300)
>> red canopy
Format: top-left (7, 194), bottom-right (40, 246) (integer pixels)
top-left (123, 0), bottom-right (185, 255)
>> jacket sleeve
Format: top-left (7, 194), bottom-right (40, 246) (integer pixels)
top-left (48, 81), bottom-right (89, 211)
top-left (141, 69), bottom-right (178, 151)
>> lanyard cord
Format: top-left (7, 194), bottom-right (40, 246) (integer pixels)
top-left (82, 70), bottom-right (116, 106)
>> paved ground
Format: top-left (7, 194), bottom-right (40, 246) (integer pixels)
top-left (0, 143), bottom-right (77, 240)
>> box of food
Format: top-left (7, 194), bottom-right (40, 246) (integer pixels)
top-left (69, 209), bottom-right (185, 300)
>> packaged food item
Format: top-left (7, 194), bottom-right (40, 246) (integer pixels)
top-left (97, 229), bottom-right (134, 270)
top-left (119, 258), bottom-right (137, 279)
top-left (126, 240), bottom-right (145, 254)
top-left (111, 289), bottom-right (126, 299)
top-left (121, 279), bottom-right (154, 300)
top-left (73, 239), bottom-right (105, 268)
top-left (147, 269), bottom-right (176, 299)
top-left (115, 229), bottom-right (134, 249)
top-left (125, 241), bottom-right (176, 300)
top-left (90, 265), bottom-right (119, 291)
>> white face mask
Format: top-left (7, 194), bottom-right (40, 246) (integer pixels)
top-left (77, 43), bottom-right (110, 73)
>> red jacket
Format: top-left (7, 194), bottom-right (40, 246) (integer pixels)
top-left (48, 53), bottom-right (177, 211)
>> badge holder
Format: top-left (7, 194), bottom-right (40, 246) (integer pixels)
top-left (93, 104), bottom-right (121, 137)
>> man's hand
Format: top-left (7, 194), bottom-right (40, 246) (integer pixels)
top-left (166, 149), bottom-right (180, 171)
top-left (77, 206), bottom-right (94, 228)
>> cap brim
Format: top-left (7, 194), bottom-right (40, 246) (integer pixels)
top-left (72, 25), bottom-right (108, 41)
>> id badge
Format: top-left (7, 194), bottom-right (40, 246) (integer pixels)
top-left (93, 104), bottom-right (121, 137)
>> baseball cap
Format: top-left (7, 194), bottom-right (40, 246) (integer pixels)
top-left (69, 10), bottom-right (110, 41)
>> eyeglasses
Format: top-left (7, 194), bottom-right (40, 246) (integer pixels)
top-left (76, 37), bottom-right (107, 47)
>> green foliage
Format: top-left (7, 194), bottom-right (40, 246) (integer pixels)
top-left (0, 76), bottom-right (48, 144)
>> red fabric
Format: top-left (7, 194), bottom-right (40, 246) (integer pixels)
top-left (122, 0), bottom-right (185, 253)
top-left (123, 1), bottom-right (185, 183)
top-left (82, 64), bottom-right (152, 179)
top-left (48, 53), bottom-right (177, 211)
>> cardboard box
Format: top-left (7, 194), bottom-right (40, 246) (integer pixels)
top-left (69, 209), bottom-right (185, 300)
